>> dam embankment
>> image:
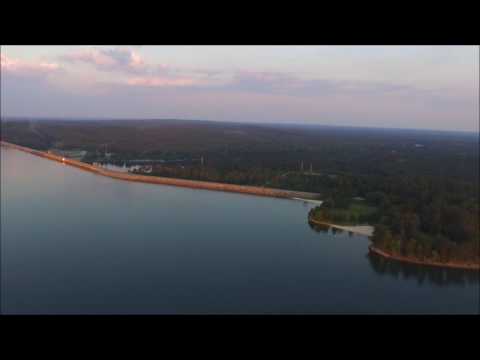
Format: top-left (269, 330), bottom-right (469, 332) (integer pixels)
top-left (0, 141), bottom-right (320, 200)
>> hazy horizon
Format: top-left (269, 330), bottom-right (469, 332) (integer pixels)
top-left (2, 116), bottom-right (478, 135)
top-left (1, 45), bottom-right (478, 132)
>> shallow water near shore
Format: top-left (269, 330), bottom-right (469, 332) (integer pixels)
top-left (1, 147), bottom-right (479, 314)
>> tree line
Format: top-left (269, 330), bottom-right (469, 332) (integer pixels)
top-left (309, 174), bottom-right (479, 265)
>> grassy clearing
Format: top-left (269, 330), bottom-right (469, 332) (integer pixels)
top-left (310, 199), bottom-right (378, 226)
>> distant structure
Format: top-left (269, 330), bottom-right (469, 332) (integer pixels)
top-left (104, 143), bottom-right (112, 159)
top-left (300, 160), bottom-right (304, 172)
top-left (201, 156), bottom-right (204, 166)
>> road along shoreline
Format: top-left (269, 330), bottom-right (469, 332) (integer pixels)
top-left (1, 141), bottom-right (320, 201)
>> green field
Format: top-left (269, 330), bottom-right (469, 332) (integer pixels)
top-left (310, 200), bottom-right (378, 225)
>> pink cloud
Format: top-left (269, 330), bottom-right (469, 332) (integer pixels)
top-left (126, 76), bottom-right (197, 87)
top-left (63, 49), bottom-right (116, 66)
top-left (1, 54), bottom-right (60, 75)
top-left (61, 47), bottom-right (162, 75)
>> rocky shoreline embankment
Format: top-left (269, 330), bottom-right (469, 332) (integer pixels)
top-left (1, 141), bottom-right (320, 200)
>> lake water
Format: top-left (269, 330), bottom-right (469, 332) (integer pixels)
top-left (1, 147), bottom-right (479, 314)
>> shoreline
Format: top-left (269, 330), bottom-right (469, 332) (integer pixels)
top-left (4, 140), bottom-right (478, 271)
top-left (308, 216), bottom-right (374, 237)
top-left (369, 245), bottom-right (479, 271)
top-left (309, 216), bottom-right (479, 270)
top-left (1, 141), bottom-right (320, 201)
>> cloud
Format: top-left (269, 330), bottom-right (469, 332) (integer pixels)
top-left (61, 47), bottom-right (162, 75)
top-left (227, 71), bottom-right (297, 93)
top-left (59, 47), bottom-right (212, 88)
top-left (1, 54), bottom-right (61, 77)
top-left (120, 69), bottom-right (410, 96)
top-left (224, 71), bottom-right (423, 98)
top-left (2, 51), bottom-right (477, 132)
top-left (60, 47), bottom-right (228, 86)
top-left (126, 76), bottom-right (198, 87)
top-left (112, 69), bottom-right (472, 121)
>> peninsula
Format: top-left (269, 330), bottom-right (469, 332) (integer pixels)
top-left (308, 199), bottom-right (479, 270)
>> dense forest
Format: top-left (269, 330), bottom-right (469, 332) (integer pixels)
top-left (308, 172), bottom-right (479, 265)
top-left (2, 118), bottom-right (478, 265)
top-left (2, 119), bottom-right (477, 180)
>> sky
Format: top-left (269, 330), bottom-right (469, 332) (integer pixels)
top-left (1, 45), bottom-right (478, 132)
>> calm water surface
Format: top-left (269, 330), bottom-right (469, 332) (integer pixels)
top-left (1, 147), bottom-right (478, 314)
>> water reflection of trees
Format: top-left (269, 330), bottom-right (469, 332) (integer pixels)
top-left (308, 221), bottom-right (354, 237)
top-left (308, 219), bottom-right (479, 287)
top-left (308, 221), bottom-right (331, 233)
top-left (367, 252), bottom-right (479, 288)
